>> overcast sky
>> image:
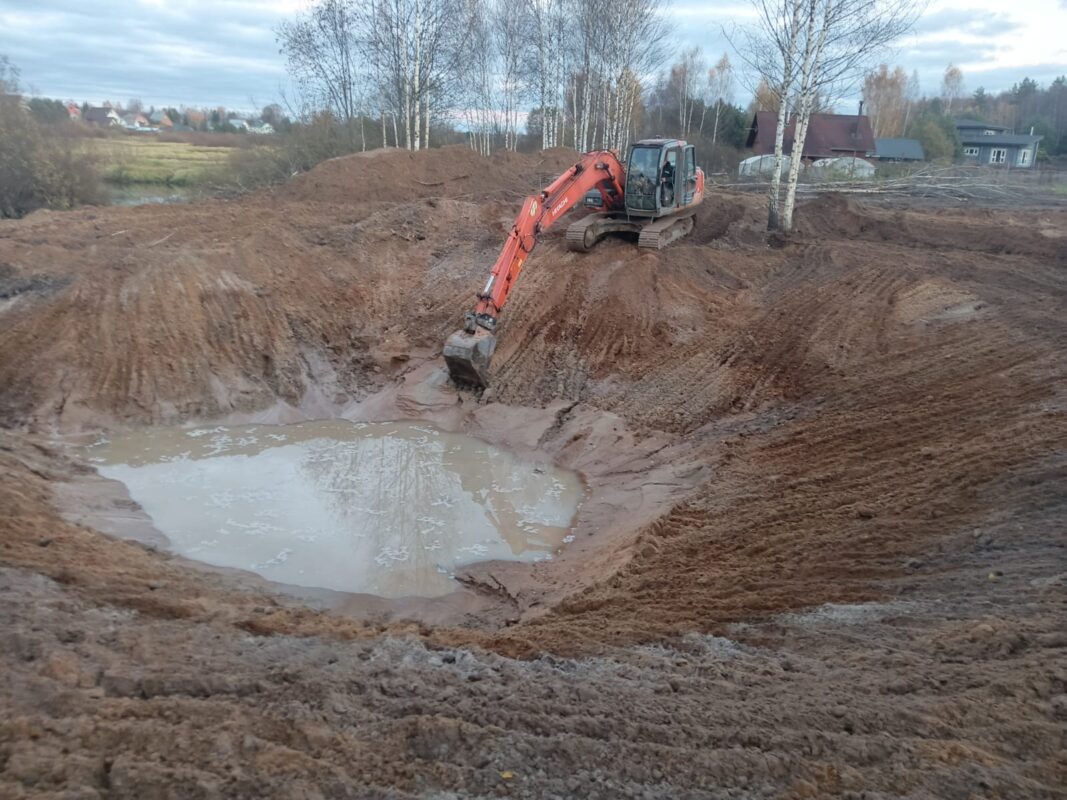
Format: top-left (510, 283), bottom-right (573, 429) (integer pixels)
top-left (1, 0), bottom-right (1065, 113)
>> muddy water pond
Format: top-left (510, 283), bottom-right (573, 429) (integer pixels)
top-left (87, 421), bottom-right (583, 598)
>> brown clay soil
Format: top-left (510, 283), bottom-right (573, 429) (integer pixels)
top-left (1, 144), bottom-right (1066, 799)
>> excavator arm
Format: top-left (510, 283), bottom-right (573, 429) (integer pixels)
top-left (444, 151), bottom-right (626, 387)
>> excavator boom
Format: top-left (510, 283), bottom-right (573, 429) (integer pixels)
top-left (444, 151), bottom-right (626, 387)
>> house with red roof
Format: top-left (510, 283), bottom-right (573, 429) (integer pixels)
top-left (746, 111), bottom-right (876, 163)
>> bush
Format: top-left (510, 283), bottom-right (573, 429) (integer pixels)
top-left (0, 94), bottom-right (104, 217)
top-left (907, 114), bottom-right (959, 163)
top-left (224, 112), bottom-right (370, 189)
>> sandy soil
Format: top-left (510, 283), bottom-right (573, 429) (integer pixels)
top-left (1, 145), bottom-right (1066, 798)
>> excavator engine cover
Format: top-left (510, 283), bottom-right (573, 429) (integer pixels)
top-left (444, 328), bottom-right (496, 388)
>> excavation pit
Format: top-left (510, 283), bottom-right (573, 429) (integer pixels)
top-left (85, 420), bottom-right (584, 599)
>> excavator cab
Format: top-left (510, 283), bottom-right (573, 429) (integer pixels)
top-left (624, 140), bottom-right (696, 217)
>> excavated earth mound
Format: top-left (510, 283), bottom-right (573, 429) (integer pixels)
top-left (1, 146), bottom-right (1066, 799)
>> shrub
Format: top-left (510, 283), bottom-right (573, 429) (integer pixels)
top-left (0, 94), bottom-right (104, 217)
top-left (224, 112), bottom-right (368, 189)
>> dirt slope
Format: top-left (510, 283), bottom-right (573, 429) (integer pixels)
top-left (1, 146), bottom-right (1066, 798)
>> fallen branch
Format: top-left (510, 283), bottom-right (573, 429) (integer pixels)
top-left (415, 174), bottom-right (469, 186)
top-left (145, 232), bottom-right (175, 248)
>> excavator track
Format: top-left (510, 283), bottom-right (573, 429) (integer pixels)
top-left (637, 211), bottom-right (696, 250)
top-left (566, 213), bottom-right (643, 252)
top-left (566, 213), bottom-right (612, 252)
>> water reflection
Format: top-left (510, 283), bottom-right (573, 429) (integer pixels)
top-left (87, 421), bottom-right (583, 598)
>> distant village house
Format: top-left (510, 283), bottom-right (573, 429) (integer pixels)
top-left (122, 112), bottom-right (149, 129)
top-left (747, 111), bottom-right (877, 162)
top-left (148, 110), bottom-right (173, 128)
top-left (870, 138), bottom-right (925, 162)
top-left (955, 119), bottom-right (1041, 168)
top-left (83, 106), bottom-right (121, 127)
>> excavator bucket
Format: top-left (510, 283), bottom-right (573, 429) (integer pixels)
top-left (444, 328), bottom-right (496, 388)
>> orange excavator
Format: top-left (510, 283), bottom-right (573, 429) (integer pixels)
top-left (444, 138), bottom-right (705, 388)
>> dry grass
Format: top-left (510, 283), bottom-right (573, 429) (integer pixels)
top-left (86, 137), bottom-right (234, 186)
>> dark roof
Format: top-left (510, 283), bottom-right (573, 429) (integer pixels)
top-left (958, 132), bottom-right (1043, 146)
top-left (83, 107), bottom-right (115, 124)
top-left (873, 138), bottom-right (924, 160)
top-left (955, 118), bottom-right (1008, 131)
top-left (746, 112), bottom-right (876, 159)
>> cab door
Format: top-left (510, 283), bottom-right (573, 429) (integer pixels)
top-left (682, 145), bottom-right (697, 206)
top-left (661, 146), bottom-right (682, 211)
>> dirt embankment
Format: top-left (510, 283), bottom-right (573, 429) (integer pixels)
top-left (1, 145), bottom-right (1066, 798)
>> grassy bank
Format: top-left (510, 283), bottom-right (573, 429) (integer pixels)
top-left (86, 136), bottom-right (234, 186)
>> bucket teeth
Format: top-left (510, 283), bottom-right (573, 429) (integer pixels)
top-left (444, 328), bottom-right (496, 389)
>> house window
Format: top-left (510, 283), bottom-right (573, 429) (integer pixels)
top-left (989, 148), bottom-right (1007, 164)
top-left (963, 146), bottom-right (980, 157)
top-left (983, 130), bottom-right (997, 135)
top-left (1017, 148), bottom-right (1031, 166)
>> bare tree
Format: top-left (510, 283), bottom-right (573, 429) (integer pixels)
top-left (576, 0), bottom-right (669, 152)
top-left (672, 47), bottom-right (705, 137)
top-left (863, 63), bottom-right (907, 137)
top-left (529, 0), bottom-right (569, 148)
top-left (779, 0), bottom-right (923, 231)
top-left (731, 0), bottom-right (805, 230)
top-left (737, 0), bottom-right (922, 231)
top-left (702, 54), bottom-right (735, 146)
top-left (458, 0), bottom-right (497, 154)
top-left (903, 68), bottom-right (920, 133)
top-left (278, 0), bottom-right (360, 124)
top-left (941, 63), bottom-right (964, 114)
top-left (0, 55), bottom-right (20, 95)
top-left (493, 0), bottom-right (531, 151)
top-left (351, 0), bottom-right (471, 150)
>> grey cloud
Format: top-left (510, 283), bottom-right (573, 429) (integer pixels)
top-left (897, 39), bottom-right (1002, 70)
top-left (0, 0), bottom-right (288, 109)
top-left (914, 8), bottom-right (1023, 37)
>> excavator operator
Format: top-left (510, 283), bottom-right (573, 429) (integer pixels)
top-left (660, 153), bottom-right (676, 207)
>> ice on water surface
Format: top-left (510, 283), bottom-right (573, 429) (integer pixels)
top-left (88, 420), bottom-right (583, 598)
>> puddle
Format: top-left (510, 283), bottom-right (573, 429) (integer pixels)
top-left (86, 421), bottom-right (583, 598)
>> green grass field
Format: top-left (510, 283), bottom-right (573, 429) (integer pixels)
top-left (87, 137), bottom-right (234, 186)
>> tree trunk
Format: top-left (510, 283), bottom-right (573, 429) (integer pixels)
top-left (767, 99), bottom-right (790, 231)
top-left (781, 103), bottom-right (810, 231)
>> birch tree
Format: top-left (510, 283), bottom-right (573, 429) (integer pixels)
top-left (780, 0), bottom-right (921, 230)
top-left (460, 0), bottom-right (497, 154)
top-left (570, 0), bottom-right (669, 152)
top-left (357, 0), bottom-right (470, 151)
top-left (493, 0), bottom-right (531, 151)
top-left (278, 0), bottom-right (361, 124)
top-left (941, 63), bottom-right (964, 114)
top-left (530, 0), bottom-right (569, 148)
top-left (702, 54), bottom-right (734, 146)
top-left (672, 47), bottom-right (705, 136)
top-left (903, 68), bottom-right (920, 133)
top-left (737, 0), bottom-right (921, 231)
top-left (863, 63), bottom-right (908, 137)
top-left (733, 0), bottom-right (805, 230)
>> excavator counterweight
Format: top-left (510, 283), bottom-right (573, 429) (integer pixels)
top-left (445, 140), bottom-right (704, 389)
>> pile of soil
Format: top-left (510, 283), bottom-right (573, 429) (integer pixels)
top-left (1, 145), bottom-right (1065, 798)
